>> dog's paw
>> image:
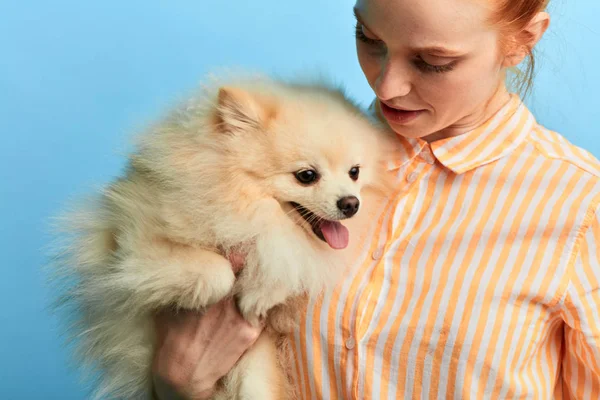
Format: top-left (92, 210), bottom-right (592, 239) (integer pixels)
top-left (179, 265), bottom-right (235, 309)
top-left (236, 291), bottom-right (280, 327)
top-left (204, 266), bottom-right (236, 304)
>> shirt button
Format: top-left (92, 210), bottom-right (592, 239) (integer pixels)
top-left (421, 153), bottom-right (435, 165)
top-left (407, 172), bottom-right (418, 183)
top-left (372, 246), bottom-right (384, 260)
top-left (345, 337), bottom-right (356, 350)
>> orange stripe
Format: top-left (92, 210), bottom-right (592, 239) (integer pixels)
top-left (462, 161), bottom-right (567, 395)
top-left (359, 164), bottom-right (437, 397)
top-left (381, 167), bottom-right (467, 399)
top-left (336, 171), bottom-right (407, 397)
top-left (514, 177), bottom-right (600, 398)
top-left (287, 98), bottom-right (600, 399)
top-left (427, 146), bottom-right (538, 398)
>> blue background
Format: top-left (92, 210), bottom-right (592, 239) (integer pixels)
top-left (1, 0), bottom-right (598, 398)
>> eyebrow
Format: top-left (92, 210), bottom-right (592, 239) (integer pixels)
top-left (412, 46), bottom-right (464, 57)
top-left (353, 7), bottom-right (465, 58)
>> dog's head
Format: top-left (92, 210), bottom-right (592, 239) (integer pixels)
top-left (211, 80), bottom-right (387, 250)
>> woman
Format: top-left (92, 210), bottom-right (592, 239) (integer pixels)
top-left (153, 0), bottom-right (600, 398)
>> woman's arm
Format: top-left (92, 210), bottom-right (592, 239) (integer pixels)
top-left (560, 206), bottom-right (600, 398)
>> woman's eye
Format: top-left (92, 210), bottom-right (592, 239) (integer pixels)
top-left (413, 56), bottom-right (457, 74)
top-left (354, 23), bottom-right (386, 52)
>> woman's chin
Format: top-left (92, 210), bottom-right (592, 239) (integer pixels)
top-left (386, 121), bottom-right (433, 140)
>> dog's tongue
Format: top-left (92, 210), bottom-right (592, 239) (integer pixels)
top-left (320, 221), bottom-right (349, 249)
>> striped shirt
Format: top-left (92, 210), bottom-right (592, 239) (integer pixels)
top-left (288, 95), bottom-right (600, 399)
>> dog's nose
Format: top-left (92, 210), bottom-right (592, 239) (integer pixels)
top-left (337, 196), bottom-right (360, 217)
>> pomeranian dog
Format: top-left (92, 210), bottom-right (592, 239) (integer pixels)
top-left (51, 75), bottom-right (397, 399)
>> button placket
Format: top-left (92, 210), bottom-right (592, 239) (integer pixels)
top-left (406, 171), bottom-right (418, 183)
top-left (419, 146), bottom-right (435, 165)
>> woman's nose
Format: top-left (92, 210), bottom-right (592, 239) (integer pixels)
top-left (375, 58), bottom-right (412, 100)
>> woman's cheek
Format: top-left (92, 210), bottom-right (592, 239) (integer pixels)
top-left (357, 47), bottom-right (382, 88)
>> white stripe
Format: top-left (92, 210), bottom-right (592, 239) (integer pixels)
top-left (449, 154), bottom-right (558, 398)
top-left (293, 326), bottom-right (308, 400)
top-left (583, 208), bottom-right (600, 289)
top-left (462, 110), bottom-right (534, 170)
top-left (572, 270), bottom-right (600, 366)
top-left (563, 305), bottom-right (580, 395)
top-left (529, 127), bottom-right (558, 157)
top-left (512, 305), bottom-right (546, 396)
top-left (402, 165), bottom-right (486, 399)
top-left (582, 330), bottom-right (594, 400)
top-left (418, 146), bottom-right (539, 398)
top-left (350, 214), bottom-right (394, 399)
top-left (358, 290), bottom-right (372, 327)
top-left (318, 222), bottom-right (380, 400)
top-left (451, 106), bottom-right (527, 170)
top-left (392, 163), bottom-right (425, 232)
top-left (536, 319), bottom-right (560, 396)
top-left (288, 332), bottom-right (302, 400)
top-left (434, 100), bottom-right (519, 160)
top-left (303, 297), bottom-right (318, 399)
top-left (318, 292), bottom-right (332, 399)
top-left (478, 165), bottom-right (580, 396)
top-left (353, 164), bottom-right (449, 399)
top-left (387, 168), bottom-right (457, 399)
top-left (396, 160), bottom-right (493, 398)
top-left (402, 149), bottom-right (532, 397)
top-left (379, 160), bottom-right (487, 398)
top-left (538, 125), bottom-right (557, 143)
top-left (538, 127), bottom-right (600, 177)
top-left (501, 171), bottom-right (599, 399)
top-left (330, 197), bottom-right (392, 399)
top-left (548, 320), bottom-right (562, 386)
top-left (356, 163), bottom-right (434, 399)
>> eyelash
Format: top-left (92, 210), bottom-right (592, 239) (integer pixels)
top-left (354, 23), bottom-right (457, 74)
top-left (354, 23), bottom-right (383, 47)
top-left (413, 56), bottom-right (457, 74)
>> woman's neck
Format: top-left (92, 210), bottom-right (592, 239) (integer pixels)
top-left (423, 84), bottom-right (512, 143)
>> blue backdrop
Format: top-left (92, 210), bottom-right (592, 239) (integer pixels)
top-left (1, 0), bottom-right (598, 398)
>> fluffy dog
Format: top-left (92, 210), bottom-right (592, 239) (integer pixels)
top-left (51, 75), bottom-right (396, 399)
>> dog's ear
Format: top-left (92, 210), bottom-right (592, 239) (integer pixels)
top-left (214, 87), bottom-right (276, 134)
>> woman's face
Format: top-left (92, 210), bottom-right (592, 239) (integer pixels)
top-left (355, 0), bottom-right (509, 140)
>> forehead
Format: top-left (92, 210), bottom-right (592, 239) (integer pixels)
top-left (355, 0), bottom-right (496, 51)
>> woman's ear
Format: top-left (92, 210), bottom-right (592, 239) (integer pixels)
top-left (503, 11), bottom-right (550, 68)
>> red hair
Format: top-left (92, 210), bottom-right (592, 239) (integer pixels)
top-left (490, 0), bottom-right (550, 96)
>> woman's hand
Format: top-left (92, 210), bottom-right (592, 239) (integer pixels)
top-left (152, 252), bottom-right (262, 400)
top-left (152, 299), bottom-right (263, 399)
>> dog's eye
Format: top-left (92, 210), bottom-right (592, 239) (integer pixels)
top-left (295, 169), bottom-right (319, 184)
top-left (349, 166), bottom-right (360, 181)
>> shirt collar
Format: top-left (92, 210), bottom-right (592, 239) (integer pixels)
top-left (371, 95), bottom-right (537, 174)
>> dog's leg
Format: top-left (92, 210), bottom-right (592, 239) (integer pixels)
top-left (225, 331), bottom-right (287, 400)
top-left (113, 239), bottom-right (236, 313)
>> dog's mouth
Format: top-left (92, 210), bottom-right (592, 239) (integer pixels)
top-left (290, 202), bottom-right (349, 250)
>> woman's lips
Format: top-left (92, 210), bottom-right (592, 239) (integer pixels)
top-left (380, 101), bottom-right (425, 125)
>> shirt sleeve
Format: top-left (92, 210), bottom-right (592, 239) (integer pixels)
top-left (561, 208), bottom-right (600, 399)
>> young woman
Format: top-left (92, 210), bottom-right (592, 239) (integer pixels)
top-left (152, 0), bottom-right (600, 398)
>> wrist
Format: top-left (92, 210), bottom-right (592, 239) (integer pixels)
top-left (152, 374), bottom-right (216, 400)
